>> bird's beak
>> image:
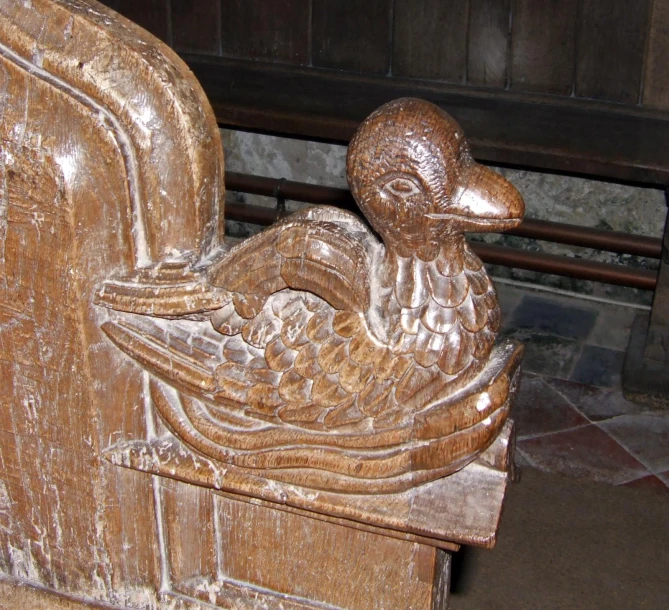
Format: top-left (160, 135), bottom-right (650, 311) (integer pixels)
top-left (427, 163), bottom-right (524, 233)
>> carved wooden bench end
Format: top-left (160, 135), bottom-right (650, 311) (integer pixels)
top-left (0, 2), bottom-right (524, 608)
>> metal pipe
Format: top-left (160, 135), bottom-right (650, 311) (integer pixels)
top-left (225, 171), bottom-right (662, 258)
top-left (226, 171), bottom-right (352, 207)
top-left (506, 219), bottom-right (661, 258)
top-left (470, 243), bottom-right (657, 290)
top-left (223, 199), bottom-right (657, 290)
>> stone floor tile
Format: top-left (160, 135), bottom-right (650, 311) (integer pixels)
top-left (509, 295), bottom-right (598, 339)
top-left (502, 329), bottom-right (581, 378)
top-left (587, 305), bottom-right (638, 351)
top-left (657, 470), bottom-right (669, 486)
top-left (599, 413), bottom-right (669, 474)
top-left (570, 345), bottom-right (624, 388)
top-left (517, 424), bottom-right (648, 485)
top-left (511, 374), bottom-right (590, 439)
top-left (620, 474), bottom-right (669, 495)
top-left (544, 377), bottom-right (644, 421)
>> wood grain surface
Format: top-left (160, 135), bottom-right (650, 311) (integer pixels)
top-left (312, 0), bottom-right (391, 74)
top-left (575, 0), bottom-right (651, 104)
top-left (393, 0), bottom-right (469, 82)
top-left (467, 0), bottom-right (510, 87)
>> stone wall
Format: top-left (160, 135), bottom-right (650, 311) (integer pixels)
top-left (222, 130), bottom-right (665, 305)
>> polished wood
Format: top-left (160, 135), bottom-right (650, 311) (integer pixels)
top-left (0, 1), bottom-right (520, 608)
top-left (223, 172), bottom-right (663, 259)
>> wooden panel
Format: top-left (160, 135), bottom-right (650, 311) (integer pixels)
top-left (468, 0), bottom-right (510, 87)
top-left (102, 469), bottom-right (161, 595)
top-left (172, 0), bottom-right (221, 54)
top-left (108, 0), bottom-right (171, 44)
top-left (643, 0), bottom-right (669, 109)
top-left (216, 495), bottom-right (438, 609)
top-left (162, 480), bottom-right (218, 585)
top-left (312, 0), bottom-right (391, 74)
top-left (576, 0), bottom-right (650, 104)
top-left (186, 55), bottom-right (669, 184)
top-left (393, 0), bottom-right (469, 82)
top-left (219, 0), bottom-right (309, 64)
top-left (510, 0), bottom-right (578, 95)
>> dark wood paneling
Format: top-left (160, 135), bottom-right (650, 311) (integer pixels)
top-left (393, 0), bottom-right (469, 82)
top-left (510, 0), bottom-right (578, 95)
top-left (644, 0), bottom-right (669, 109)
top-left (172, 0), bottom-right (221, 54)
top-left (576, 0), bottom-right (650, 104)
top-left (219, 0), bottom-right (310, 64)
top-left (467, 0), bottom-right (510, 88)
top-left (108, 0), bottom-right (171, 44)
top-left (312, 0), bottom-right (391, 74)
top-left (185, 55), bottom-right (669, 185)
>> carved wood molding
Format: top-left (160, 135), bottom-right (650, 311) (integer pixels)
top-left (104, 421), bottom-right (514, 549)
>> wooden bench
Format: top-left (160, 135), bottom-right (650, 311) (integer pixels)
top-left (101, 0), bottom-right (669, 405)
top-left (0, 1), bottom-right (520, 608)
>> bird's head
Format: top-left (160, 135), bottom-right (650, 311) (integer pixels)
top-left (347, 98), bottom-right (524, 260)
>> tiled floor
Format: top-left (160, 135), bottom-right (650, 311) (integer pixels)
top-left (497, 281), bottom-right (669, 495)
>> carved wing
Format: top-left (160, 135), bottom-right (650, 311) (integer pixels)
top-left (207, 206), bottom-right (375, 316)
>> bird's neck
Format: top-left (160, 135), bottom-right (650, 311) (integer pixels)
top-left (384, 234), bottom-right (469, 274)
top-left (435, 234), bottom-right (468, 263)
top-left (365, 236), bottom-right (472, 345)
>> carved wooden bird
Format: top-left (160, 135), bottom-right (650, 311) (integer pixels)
top-left (97, 98), bottom-right (525, 492)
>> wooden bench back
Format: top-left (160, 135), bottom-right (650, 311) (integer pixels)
top-left (101, 0), bottom-right (669, 185)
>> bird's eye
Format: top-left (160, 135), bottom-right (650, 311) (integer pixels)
top-left (382, 177), bottom-right (421, 199)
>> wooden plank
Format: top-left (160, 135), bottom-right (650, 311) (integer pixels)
top-left (643, 0), bottom-right (669, 109)
top-left (219, 0), bottom-right (310, 64)
top-left (215, 490), bottom-right (459, 551)
top-left (393, 0), bottom-right (469, 82)
top-left (161, 479), bottom-right (218, 586)
top-left (510, 0), bottom-right (578, 95)
top-left (468, 0), bottom-right (511, 87)
top-left (105, 425), bottom-right (514, 549)
top-left (184, 54), bottom-right (669, 184)
top-left (215, 495), bottom-right (438, 610)
top-left (107, 0), bottom-right (171, 44)
top-left (576, 0), bottom-right (650, 104)
top-left (171, 0), bottom-right (221, 54)
top-left (312, 0), bottom-right (391, 74)
top-left (102, 468), bottom-right (161, 596)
